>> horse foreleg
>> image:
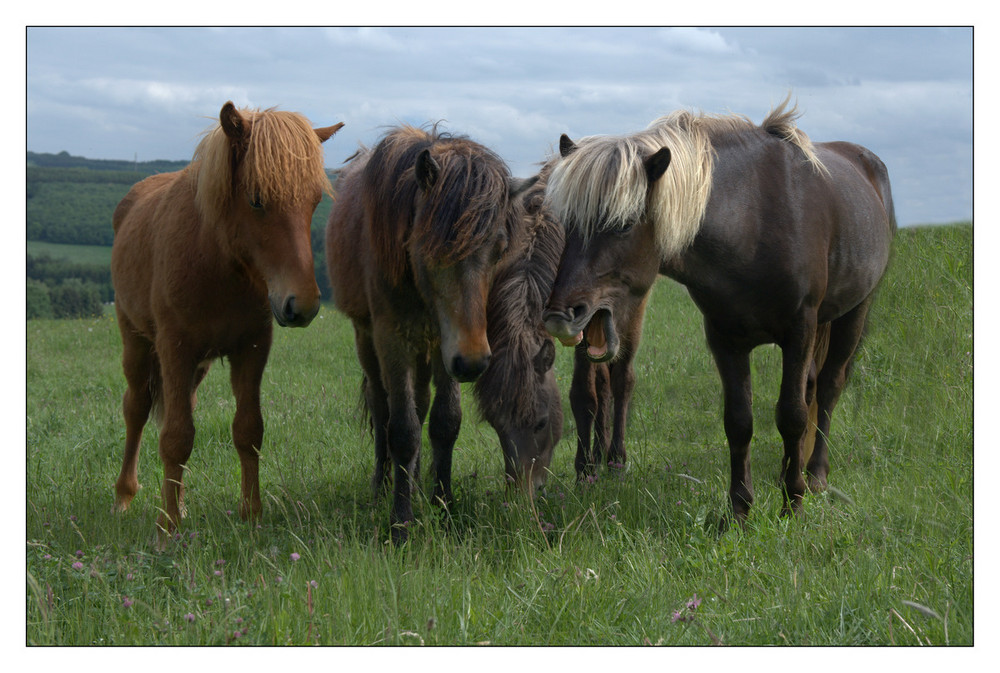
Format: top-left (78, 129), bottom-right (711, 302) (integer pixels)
top-left (775, 314), bottom-right (818, 517)
top-left (153, 339), bottom-right (198, 546)
top-left (229, 339), bottom-right (271, 523)
top-left (428, 355), bottom-right (461, 509)
top-left (810, 297), bottom-right (873, 492)
top-left (114, 322), bottom-right (157, 512)
top-left (569, 346), bottom-right (599, 479)
top-left (706, 322), bottom-right (754, 525)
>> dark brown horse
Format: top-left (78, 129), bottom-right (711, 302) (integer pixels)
top-left (325, 125), bottom-right (545, 542)
top-left (543, 97), bottom-right (896, 523)
top-left (475, 168), bottom-right (565, 492)
top-left (111, 102), bottom-right (342, 544)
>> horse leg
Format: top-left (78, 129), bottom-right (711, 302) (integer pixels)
top-left (802, 324), bottom-right (831, 468)
top-left (113, 319), bottom-right (157, 512)
top-left (775, 312), bottom-right (818, 516)
top-left (809, 297), bottom-right (873, 491)
top-left (428, 354), bottom-right (461, 508)
top-left (374, 330), bottom-right (421, 544)
top-left (355, 329), bottom-right (391, 499)
top-left (570, 345), bottom-right (599, 479)
top-left (607, 356), bottom-right (636, 470)
top-left (414, 355), bottom-right (433, 486)
top-left (152, 337), bottom-right (199, 545)
top-left (593, 363), bottom-right (612, 466)
top-left (706, 321), bottom-right (754, 524)
top-left (228, 337), bottom-right (271, 522)
top-left (606, 297), bottom-right (645, 469)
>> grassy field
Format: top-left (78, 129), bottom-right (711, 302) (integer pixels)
top-left (25, 224), bottom-right (973, 647)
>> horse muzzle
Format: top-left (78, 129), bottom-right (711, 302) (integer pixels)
top-left (270, 294), bottom-right (320, 328)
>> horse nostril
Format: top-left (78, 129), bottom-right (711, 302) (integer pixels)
top-left (572, 305), bottom-right (588, 321)
top-left (282, 295), bottom-right (298, 323)
top-left (451, 353), bottom-right (491, 382)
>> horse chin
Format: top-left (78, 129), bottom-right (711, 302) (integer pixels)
top-left (583, 309), bottom-right (619, 363)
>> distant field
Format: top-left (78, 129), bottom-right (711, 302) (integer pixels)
top-left (25, 224), bottom-right (972, 646)
top-left (27, 240), bottom-right (112, 266)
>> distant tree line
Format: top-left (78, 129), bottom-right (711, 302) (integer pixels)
top-left (26, 254), bottom-right (110, 319)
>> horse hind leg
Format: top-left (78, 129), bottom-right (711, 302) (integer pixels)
top-left (569, 345), bottom-right (600, 480)
top-left (802, 323), bottom-right (831, 470)
top-left (808, 297), bottom-right (874, 492)
top-left (775, 312), bottom-right (819, 517)
top-left (355, 329), bottom-right (391, 500)
top-left (113, 326), bottom-right (159, 513)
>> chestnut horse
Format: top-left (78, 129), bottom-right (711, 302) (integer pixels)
top-left (326, 125), bottom-right (542, 542)
top-left (543, 98), bottom-right (896, 523)
top-left (111, 101), bottom-right (342, 544)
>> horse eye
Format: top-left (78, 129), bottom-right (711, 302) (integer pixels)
top-left (534, 418), bottom-right (548, 433)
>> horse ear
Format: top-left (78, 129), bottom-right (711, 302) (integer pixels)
top-left (509, 174), bottom-right (540, 199)
top-left (415, 149), bottom-right (440, 192)
top-left (219, 101), bottom-right (248, 143)
top-left (534, 339), bottom-right (556, 375)
top-left (559, 134), bottom-right (576, 158)
top-left (644, 147), bottom-right (671, 184)
top-left (315, 122), bottom-right (345, 144)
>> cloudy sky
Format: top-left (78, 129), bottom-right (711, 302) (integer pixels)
top-left (26, 26), bottom-right (972, 227)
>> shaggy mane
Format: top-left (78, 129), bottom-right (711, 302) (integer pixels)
top-left (545, 95), bottom-right (826, 261)
top-left (475, 165), bottom-right (564, 426)
top-left (193, 106), bottom-right (332, 223)
top-left (362, 124), bottom-right (514, 284)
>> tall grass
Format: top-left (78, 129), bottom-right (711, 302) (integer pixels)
top-left (25, 225), bottom-right (972, 646)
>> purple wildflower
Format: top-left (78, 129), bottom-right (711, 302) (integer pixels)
top-left (122, 596), bottom-right (133, 608)
top-left (184, 613), bottom-right (196, 623)
top-left (309, 580), bottom-right (319, 589)
top-left (290, 552), bottom-right (301, 562)
top-left (686, 594), bottom-right (702, 611)
top-left (71, 561), bottom-right (84, 571)
top-left (75, 550), bottom-right (84, 558)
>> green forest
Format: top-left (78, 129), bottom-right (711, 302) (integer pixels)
top-left (25, 151), bottom-right (337, 319)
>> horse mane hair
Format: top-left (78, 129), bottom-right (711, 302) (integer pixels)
top-left (362, 124), bottom-right (515, 284)
top-left (192, 106), bottom-right (332, 223)
top-left (545, 94), bottom-right (827, 261)
top-left (475, 163), bottom-right (564, 426)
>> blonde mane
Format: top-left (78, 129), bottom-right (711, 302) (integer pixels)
top-left (545, 96), bottom-right (826, 261)
top-left (192, 106), bottom-right (332, 222)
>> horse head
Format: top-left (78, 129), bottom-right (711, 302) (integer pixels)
top-left (543, 135), bottom-right (670, 362)
top-left (217, 101), bottom-right (343, 327)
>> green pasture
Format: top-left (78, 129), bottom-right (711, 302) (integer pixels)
top-left (25, 224), bottom-right (973, 646)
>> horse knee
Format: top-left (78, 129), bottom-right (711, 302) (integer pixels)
top-left (775, 398), bottom-right (808, 442)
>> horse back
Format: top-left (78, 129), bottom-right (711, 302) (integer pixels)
top-left (325, 155), bottom-right (374, 323)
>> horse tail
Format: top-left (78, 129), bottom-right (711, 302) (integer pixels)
top-left (149, 361), bottom-right (164, 427)
top-left (803, 322), bottom-right (832, 465)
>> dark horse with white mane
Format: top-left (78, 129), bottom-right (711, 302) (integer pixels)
top-left (326, 125), bottom-right (556, 542)
top-left (111, 102), bottom-right (342, 545)
top-left (543, 98), bottom-right (895, 522)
